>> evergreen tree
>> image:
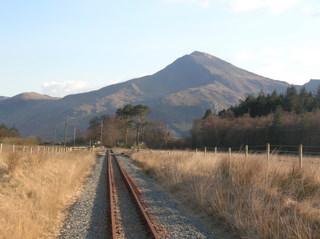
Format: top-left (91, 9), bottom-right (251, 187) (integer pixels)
top-left (270, 106), bottom-right (283, 144)
top-left (283, 86), bottom-right (299, 112)
top-left (116, 104), bottom-right (134, 144)
top-left (203, 109), bottom-right (213, 119)
top-left (116, 104), bottom-right (151, 145)
top-left (314, 87), bottom-right (320, 109)
top-left (297, 87), bottom-right (308, 114)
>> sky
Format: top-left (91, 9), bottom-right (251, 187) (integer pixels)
top-left (0, 0), bottom-right (319, 97)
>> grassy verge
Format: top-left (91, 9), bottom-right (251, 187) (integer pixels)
top-left (0, 149), bottom-right (96, 239)
top-left (132, 151), bottom-right (320, 239)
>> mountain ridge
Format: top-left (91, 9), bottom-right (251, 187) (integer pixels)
top-left (8, 92), bottom-right (60, 102)
top-left (0, 96), bottom-right (8, 101)
top-left (0, 51), bottom-right (302, 139)
top-left (303, 79), bottom-right (320, 93)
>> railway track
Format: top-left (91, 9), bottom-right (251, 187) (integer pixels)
top-left (107, 150), bottom-right (160, 239)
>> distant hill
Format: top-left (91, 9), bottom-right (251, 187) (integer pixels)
top-left (0, 51), bottom-right (291, 139)
top-left (302, 79), bottom-right (320, 93)
top-left (8, 92), bottom-right (60, 101)
top-left (0, 96), bottom-right (8, 101)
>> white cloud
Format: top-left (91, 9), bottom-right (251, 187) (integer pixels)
top-left (229, 0), bottom-right (299, 14)
top-left (233, 46), bottom-right (320, 85)
top-left (42, 81), bottom-right (91, 97)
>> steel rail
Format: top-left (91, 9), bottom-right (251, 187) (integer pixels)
top-left (109, 150), bottom-right (160, 239)
top-left (108, 150), bottom-right (118, 239)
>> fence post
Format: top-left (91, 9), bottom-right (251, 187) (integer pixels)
top-left (204, 147), bottom-right (207, 155)
top-left (214, 147), bottom-right (217, 155)
top-left (0, 143), bottom-right (2, 153)
top-left (30, 147), bottom-right (33, 154)
top-left (12, 145), bottom-right (15, 153)
top-left (195, 148), bottom-right (198, 154)
top-left (228, 147), bottom-right (232, 159)
top-left (299, 144), bottom-right (303, 168)
top-left (266, 143), bottom-right (270, 162)
top-left (245, 145), bottom-right (248, 158)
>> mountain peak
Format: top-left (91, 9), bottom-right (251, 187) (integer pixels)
top-left (190, 50), bottom-right (206, 56)
top-left (190, 51), bottom-right (217, 59)
top-left (0, 51), bottom-right (291, 138)
top-left (10, 92), bottom-right (60, 101)
top-left (188, 51), bottom-right (229, 66)
top-left (302, 79), bottom-right (320, 93)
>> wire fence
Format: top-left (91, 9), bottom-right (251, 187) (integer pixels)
top-left (191, 143), bottom-right (320, 168)
top-left (202, 144), bottom-right (320, 155)
top-left (0, 143), bottom-right (75, 154)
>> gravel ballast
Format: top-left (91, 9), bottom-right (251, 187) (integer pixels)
top-left (60, 151), bottom-right (227, 238)
top-left (60, 153), bottom-right (110, 239)
top-left (116, 153), bottom-right (217, 239)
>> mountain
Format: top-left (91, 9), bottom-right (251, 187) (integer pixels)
top-left (302, 79), bottom-right (320, 93)
top-left (0, 51), bottom-right (290, 139)
top-left (8, 92), bottom-right (60, 101)
top-left (0, 96), bottom-right (8, 101)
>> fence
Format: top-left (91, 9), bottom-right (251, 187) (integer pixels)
top-left (194, 143), bottom-right (320, 168)
top-left (0, 144), bottom-right (72, 154)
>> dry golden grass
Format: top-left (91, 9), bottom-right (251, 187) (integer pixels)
top-left (132, 150), bottom-right (320, 239)
top-left (0, 148), bottom-right (96, 239)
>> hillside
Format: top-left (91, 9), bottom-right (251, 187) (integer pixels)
top-left (303, 79), bottom-right (320, 93)
top-left (0, 51), bottom-right (290, 139)
top-left (8, 92), bottom-right (60, 101)
top-left (0, 96), bottom-right (8, 101)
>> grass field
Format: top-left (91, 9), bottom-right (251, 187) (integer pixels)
top-left (132, 150), bottom-right (320, 239)
top-left (0, 147), bottom-right (96, 239)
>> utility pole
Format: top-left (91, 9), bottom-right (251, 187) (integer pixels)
top-left (100, 119), bottom-right (104, 147)
top-left (165, 124), bottom-right (169, 149)
top-left (73, 126), bottom-right (76, 146)
top-left (54, 128), bottom-right (57, 145)
top-left (64, 118), bottom-right (68, 147)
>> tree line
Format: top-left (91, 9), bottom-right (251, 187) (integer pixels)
top-left (0, 124), bottom-right (19, 139)
top-left (0, 105), bottom-right (169, 148)
top-left (86, 104), bottom-right (170, 148)
top-left (221, 86), bottom-right (320, 117)
top-left (190, 86), bottom-right (320, 150)
top-left (4, 85), bottom-right (319, 150)
top-left (0, 124), bottom-right (39, 145)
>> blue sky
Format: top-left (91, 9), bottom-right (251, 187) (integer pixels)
top-left (1, 0), bottom-right (319, 97)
